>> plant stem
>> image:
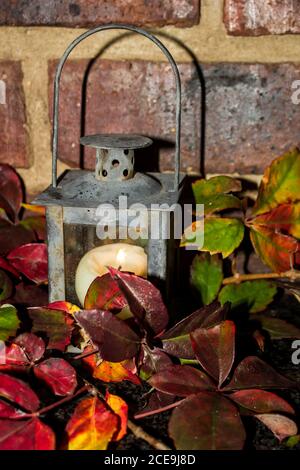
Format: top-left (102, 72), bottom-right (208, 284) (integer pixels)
top-left (127, 419), bottom-right (171, 451)
top-left (73, 348), bottom-right (99, 361)
top-left (37, 385), bottom-right (88, 416)
top-left (222, 270), bottom-right (300, 285)
top-left (134, 398), bottom-right (185, 420)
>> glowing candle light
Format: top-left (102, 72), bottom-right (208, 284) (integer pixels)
top-left (75, 243), bottom-right (147, 306)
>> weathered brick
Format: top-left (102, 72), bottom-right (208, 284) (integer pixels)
top-left (0, 61), bottom-right (29, 168)
top-left (49, 60), bottom-right (300, 174)
top-left (224, 0), bottom-right (300, 36)
top-left (0, 0), bottom-right (200, 27)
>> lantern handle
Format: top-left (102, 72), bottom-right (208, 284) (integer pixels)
top-left (52, 24), bottom-right (181, 192)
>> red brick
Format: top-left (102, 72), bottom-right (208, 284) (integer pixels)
top-left (49, 60), bottom-right (300, 175)
top-left (0, 61), bottom-right (29, 168)
top-left (0, 0), bottom-right (200, 27)
top-left (224, 0), bottom-right (300, 36)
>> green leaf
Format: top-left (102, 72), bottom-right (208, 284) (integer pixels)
top-left (190, 253), bottom-right (223, 304)
top-left (252, 315), bottom-right (300, 340)
top-left (0, 269), bottom-right (13, 302)
top-left (253, 148), bottom-right (300, 216)
top-left (192, 176), bottom-right (241, 204)
top-left (218, 280), bottom-right (277, 313)
top-left (203, 218), bottom-right (244, 258)
top-left (203, 194), bottom-right (241, 215)
top-left (0, 304), bottom-right (20, 341)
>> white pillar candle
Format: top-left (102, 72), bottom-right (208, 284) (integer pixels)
top-left (75, 243), bottom-right (147, 306)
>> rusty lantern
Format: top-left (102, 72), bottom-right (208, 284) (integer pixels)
top-left (32, 25), bottom-right (186, 306)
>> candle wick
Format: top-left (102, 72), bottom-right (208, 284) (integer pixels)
top-left (118, 265), bottom-right (122, 271)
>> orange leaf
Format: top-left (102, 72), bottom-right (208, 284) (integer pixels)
top-left (106, 391), bottom-right (128, 441)
top-left (83, 349), bottom-right (140, 385)
top-left (250, 225), bottom-right (299, 272)
top-left (21, 203), bottom-right (46, 215)
top-left (249, 203), bottom-right (300, 239)
top-left (66, 396), bottom-right (118, 450)
top-left (48, 301), bottom-right (81, 316)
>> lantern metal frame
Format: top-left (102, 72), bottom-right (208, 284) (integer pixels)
top-left (32, 24), bottom-right (186, 303)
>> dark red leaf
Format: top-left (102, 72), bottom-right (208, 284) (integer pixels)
top-left (0, 343), bottom-right (29, 371)
top-left (169, 392), bottom-right (246, 450)
top-left (162, 301), bottom-right (229, 359)
top-left (7, 243), bottom-right (48, 284)
top-left (0, 418), bottom-right (55, 450)
top-left (34, 358), bottom-right (77, 396)
top-left (191, 320), bottom-right (235, 386)
top-left (10, 282), bottom-right (48, 307)
top-left (14, 332), bottom-right (45, 363)
top-left (109, 268), bottom-right (168, 335)
top-left (223, 356), bottom-right (294, 391)
top-left (139, 346), bottom-right (173, 380)
top-left (0, 400), bottom-right (26, 418)
top-left (28, 307), bottom-right (74, 351)
top-left (0, 257), bottom-right (20, 278)
top-left (149, 365), bottom-right (215, 397)
top-left (0, 373), bottom-right (39, 411)
top-left (0, 220), bottom-right (35, 257)
top-left (20, 216), bottom-right (46, 241)
top-left (0, 164), bottom-right (23, 222)
top-left (137, 391), bottom-right (175, 418)
top-left (0, 269), bottom-right (13, 302)
top-left (75, 309), bottom-right (141, 362)
top-left (84, 273), bottom-right (127, 311)
top-left (229, 389), bottom-right (294, 414)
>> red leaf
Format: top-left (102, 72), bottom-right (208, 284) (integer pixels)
top-left (139, 346), bottom-right (173, 380)
top-left (0, 257), bottom-right (20, 278)
top-left (223, 356), bottom-right (294, 391)
top-left (47, 301), bottom-right (80, 316)
top-left (169, 392), bottom-right (246, 450)
top-left (0, 418), bottom-right (55, 450)
top-left (11, 282), bottom-right (48, 307)
top-left (20, 216), bottom-right (46, 241)
top-left (0, 221), bottom-right (35, 257)
top-left (109, 268), bottom-right (169, 335)
top-left (0, 373), bottom-right (39, 411)
top-left (28, 307), bottom-right (74, 351)
top-left (75, 309), bottom-right (141, 362)
top-left (0, 164), bottom-right (23, 222)
top-left (191, 320), bottom-right (235, 387)
top-left (0, 400), bottom-right (26, 418)
top-left (84, 273), bottom-right (127, 311)
top-left (7, 243), bottom-right (48, 284)
top-left (136, 391), bottom-right (175, 418)
top-left (149, 365), bottom-right (215, 397)
top-left (249, 203), bottom-right (300, 238)
top-left (255, 414), bottom-right (297, 442)
top-left (66, 396), bottom-right (118, 450)
top-left (0, 343), bottom-right (29, 371)
top-left (34, 358), bottom-right (77, 396)
top-left (105, 391), bottom-right (128, 441)
top-left (229, 389), bottom-right (294, 414)
top-left (14, 332), bottom-right (45, 363)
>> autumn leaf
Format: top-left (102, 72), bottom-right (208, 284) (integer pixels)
top-left (249, 203), bottom-right (300, 239)
top-left (0, 373), bottom-right (39, 411)
top-left (0, 269), bottom-right (13, 302)
top-left (169, 392), bottom-right (246, 450)
top-left (0, 400), bottom-right (26, 418)
top-left (253, 148), bottom-right (300, 216)
top-left (84, 273), bottom-right (127, 311)
top-left (0, 256), bottom-right (20, 278)
top-left (21, 203), bottom-right (45, 215)
top-left (0, 220), bottom-right (35, 257)
top-left (250, 225), bottom-right (298, 272)
top-left (47, 301), bottom-right (81, 316)
top-left (83, 350), bottom-right (140, 385)
top-left (0, 164), bottom-right (23, 222)
top-left (192, 176), bottom-right (242, 204)
top-left (28, 307), bottom-right (74, 351)
top-left (105, 392), bottom-right (128, 441)
top-left (191, 321), bottom-right (236, 387)
top-left (229, 389), bottom-right (294, 414)
top-left (181, 218), bottom-right (244, 258)
top-left (7, 243), bottom-right (48, 284)
top-left (13, 332), bottom-right (45, 363)
top-left (251, 315), bottom-right (300, 340)
top-left (0, 418), bottom-right (55, 450)
top-left (190, 253), bottom-right (223, 305)
top-left (66, 396), bottom-right (118, 450)
top-left (34, 358), bottom-right (77, 396)
top-left (255, 414), bottom-right (297, 442)
top-left (0, 304), bottom-right (20, 341)
top-left (218, 280), bottom-right (277, 313)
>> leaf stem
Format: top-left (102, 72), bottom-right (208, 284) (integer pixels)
top-left (127, 419), bottom-right (171, 451)
top-left (222, 270), bottom-right (300, 285)
top-left (72, 348), bottom-right (99, 361)
top-left (134, 398), bottom-right (185, 420)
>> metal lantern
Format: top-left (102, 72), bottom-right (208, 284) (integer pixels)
top-left (32, 25), bottom-right (186, 306)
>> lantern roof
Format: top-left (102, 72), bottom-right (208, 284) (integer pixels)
top-left (80, 134), bottom-right (152, 150)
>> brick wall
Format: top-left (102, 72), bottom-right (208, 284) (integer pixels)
top-left (1, 0), bottom-right (300, 193)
